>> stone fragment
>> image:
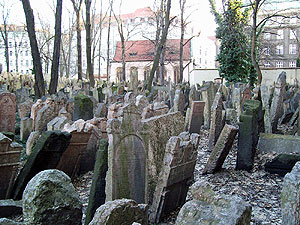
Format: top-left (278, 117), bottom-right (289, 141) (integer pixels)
top-left (89, 199), bottom-right (148, 225)
top-left (0, 93), bottom-right (16, 133)
top-left (85, 139), bottom-right (108, 225)
top-left (23, 169), bottom-right (82, 225)
top-left (281, 162), bottom-right (300, 225)
top-left (188, 101), bottom-right (205, 134)
top-left (11, 131), bottom-right (71, 200)
top-left (203, 124), bottom-right (238, 174)
top-left (265, 154), bottom-right (300, 176)
top-left (258, 133), bottom-right (300, 154)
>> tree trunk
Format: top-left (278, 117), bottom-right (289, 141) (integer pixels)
top-left (49, 0), bottom-right (63, 95)
top-left (76, 9), bottom-right (83, 80)
top-left (14, 42), bottom-right (18, 72)
top-left (85, 0), bottom-right (95, 88)
top-left (121, 38), bottom-right (126, 82)
top-left (21, 0), bottom-right (45, 98)
top-left (147, 0), bottom-right (171, 92)
top-left (106, 6), bottom-right (112, 82)
top-left (179, 0), bottom-right (186, 83)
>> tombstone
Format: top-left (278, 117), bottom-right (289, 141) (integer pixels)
top-left (136, 95), bottom-right (149, 112)
top-left (141, 104), bottom-right (155, 119)
top-left (200, 82), bottom-right (215, 128)
top-left (0, 199), bottom-right (22, 218)
top-left (241, 85), bottom-right (252, 105)
top-left (0, 133), bottom-right (22, 199)
top-left (281, 162), bottom-right (300, 225)
top-left (149, 133), bottom-right (200, 224)
top-left (232, 87), bottom-right (242, 120)
top-left (203, 124), bottom-right (238, 174)
top-left (85, 139), bottom-right (108, 225)
top-left (18, 99), bottom-right (33, 119)
top-left (124, 91), bottom-right (135, 104)
top-left (35, 101), bottom-right (56, 133)
top-left (0, 93), bottom-right (16, 133)
top-left (58, 107), bottom-right (72, 120)
top-left (94, 103), bottom-right (107, 118)
top-left (189, 85), bottom-right (200, 104)
top-left (30, 99), bottom-right (44, 131)
top-left (225, 108), bottom-right (238, 125)
top-left (89, 199), bottom-right (148, 225)
top-left (22, 169), bottom-right (82, 225)
top-left (208, 92), bottom-right (224, 150)
top-left (142, 111), bottom-right (185, 204)
top-left (270, 72), bottom-right (286, 133)
top-left (26, 131), bottom-right (40, 155)
top-left (72, 94), bottom-right (93, 121)
top-left (153, 102), bottom-right (169, 116)
top-left (188, 101), bottom-right (205, 133)
top-left (129, 69), bottom-right (138, 93)
top-left (106, 104), bottom-right (147, 204)
top-left (236, 100), bottom-right (262, 171)
top-left (20, 117), bottom-right (33, 141)
top-left (176, 181), bottom-right (252, 225)
top-left (265, 154), bottom-right (300, 176)
top-left (173, 89), bottom-right (185, 114)
top-left (10, 131), bottom-right (71, 200)
top-left (261, 84), bottom-right (272, 133)
top-left (16, 87), bottom-right (30, 104)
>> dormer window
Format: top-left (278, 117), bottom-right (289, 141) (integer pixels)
top-left (129, 52), bottom-right (137, 56)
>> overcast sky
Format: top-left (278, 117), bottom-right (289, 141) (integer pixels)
top-left (5, 0), bottom-right (218, 36)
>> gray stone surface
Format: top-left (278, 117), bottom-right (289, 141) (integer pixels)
top-left (188, 101), bottom-right (205, 134)
top-left (73, 94), bottom-right (94, 121)
top-left (89, 199), bottom-right (147, 225)
top-left (0, 218), bottom-right (20, 225)
top-left (23, 169), bottom-right (82, 225)
top-left (176, 181), bottom-right (252, 225)
top-left (20, 117), bottom-right (33, 141)
top-left (0, 199), bottom-right (22, 217)
top-left (258, 133), bottom-right (300, 154)
top-left (281, 162), bottom-right (300, 225)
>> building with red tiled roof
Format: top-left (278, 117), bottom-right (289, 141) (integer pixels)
top-left (110, 39), bottom-right (192, 83)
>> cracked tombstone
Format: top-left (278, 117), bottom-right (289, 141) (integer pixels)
top-left (149, 132), bottom-right (200, 224)
top-left (0, 93), bottom-right (16, 133)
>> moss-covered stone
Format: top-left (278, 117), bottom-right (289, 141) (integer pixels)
top-left (73, 94), bottom-right (93, 121)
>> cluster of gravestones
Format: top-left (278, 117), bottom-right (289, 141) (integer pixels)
top-left (1, 71), bottom-right (300, 224)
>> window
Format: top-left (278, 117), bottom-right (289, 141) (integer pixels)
top-left (264, 32), bottom-right (271, 40)
top-left (9, 51), bottom-right (12, 56)
top-left (290, 30), bottom-right (296, 39)
top-left (264, 61), bottom-right (271, 67)
top-left (276, 45), bottom-right (283, 55)
top-left (9, 42), bottom-right (12, 48)
top-left (277, 30), bottom-right (283, 39)
top-left (263, 47), bottom-right (270, 55)
top-left (20, 51), bottom-right (23, 56)
top-left (25, 51), bottom-right (28, 56)
top-left (290, 17), bottom-right (297, 24)
top-left (21, 60), bottom-right (23, 66)
top-left (276, 61), bottom-right (283, 68)
top-left (289, 44), bottom-right (297, 54)
top-left (289, 61), bottom-right (297, 67)
top-left (26, 60), bottom-right (29, 66)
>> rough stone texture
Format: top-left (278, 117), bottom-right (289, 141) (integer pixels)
top-left (47, 116), bottom-right (61, 131)
top-left (258, 133), bottom-right (300, 154)
top-left (173, 89), bottom-right (185, 114)
top-left (136, 95), bottom-right (149, 112)
top-left (232, 87), bottom-right (242, 121)
top-left (149, 133), bottom-right (200, 224)
top-left (11, 131), bottom-right (71, 200)
top-left (20, 117), bottom-right (33, 141)
top-left (94, 103), bottom-right (107, 118)
top-left (265, 154), bottom-right (300, 176)
top-left (85, 139), bottom-right (109, 225)
top-left (30, 99), bottom-right (44, 131)
top-left (25, 131), bottom-right (40, 155)
top-left (89, 199), bottom-right (148, 225)
top-left (0, 133), bottom-right (22, 199)
top-left (0, 199), bottom-right (22, 217)
top-left (261, 84), bottom-right (272, 133)
top-left (203, 124), bottom-right (238, 174)
top-left (270, 72), bottom-right (286, 133)
top-left (0, 93), bottom-right (16, 133)
top-left (200, 82), bottom-right (215, 128)
top-left (142, 111), bottom-right (185, 204)
top-left (237, 100), bottom-right (262, 171)
top-left (106, 104), bottom-right (147, 204)
top-left (176, 181), bottom-right (252, 225)
top-left (225, 108), bottom-right (238, 125)
top-left (23, 169), bottom-right (82, 225)
top-left (0, 218), bottom-right (20, 225)
top-left (281, 162), bottom-right (300, 225)
top-left (73, 94), bottom-right (94, 121)
top-left (188, 101), bottom-right (205, 134)
top-left (35, 103), bottom-right (56, 133)
top-left (18, 99), bottom-right (33, 119)
top-left (208, 92), bottom-right (224, 150)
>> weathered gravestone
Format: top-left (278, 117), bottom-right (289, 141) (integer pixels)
top-left (106, 104), bottom-right (147, 204)
top-left (30, 99), bottom-right (44, 131)
top-left (10, 131), bottom-right (71, 200)
top-left (237, 100), bottom-right (263, 171)
top-left (203, 124), bottom-right (238, 174)
top-left (73, 94), bottom-right (94, 121)
top-left (176, 181), bottom-right (252, 225)
top-left (173, 89), bottom-right (185, 114)
top-left (18, 99), bottom-right (33, 119)
top-left (208, 92), bottom-right (224, 150)
top-left (20, 117), bottom-right (32, 141)
top-left (35, 100), bottom-right (56, 133)
top-left (270, 72), bottom-right (286, 133)
top-left (261, 84), bottom-right (272, 133)
top-left (281, 162), bottom-right (300, 225)
top-left (89, 199), bottom-right (148, 225)
top-left (23, 169), bottom-right (82, 225)
top-left (0, 133), bottom-right (22, 199)
top-left (85, 139), bottom-right (108, 225)
top-left (0, 199), bottom-right (22, 217)
top-left (265, 154), bottom-right (300, 176)
top-left (188, 101), bottom-right (205, 134)
top-left (142, 111), bottom-right (185, 204)
top-left (0, 218), bottom-right (19, 225)
top-left (0, 93), bottom-right (16, 133)
top-left (200, 81), bottom-right (215, 128)
top-left (149, 132), bottom-right (200, 224)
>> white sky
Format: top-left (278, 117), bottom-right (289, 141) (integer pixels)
top-left (5, 0), bottom-right (219, 36)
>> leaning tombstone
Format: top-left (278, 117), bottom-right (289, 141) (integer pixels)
top-left (0, 93), bottom-right (16, 133)
top-left (10, 131), bottom-right (71, 200)
top-left (188, 101), bottom-right (205, 134)
top-left (85, 139), bottom-right (108, 225)
top-left (22, 169), bottom-right (82, 225)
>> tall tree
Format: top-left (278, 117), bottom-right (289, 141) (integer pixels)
top-left (0, 1), bottom-right (11, 72)
top-left (106, 1), bottom-right (113, 82)
top-left (209, 0), bottom-right (251, 83)
top-left (146, 0), bottom-right (172, 92)
top-left (49, 0), bottom-right (63, 94)
top-left (85, 0), bottom-right (95, 88)
top-left (21, 0), bottom-right (45, 97)
top-left (70, 0), bottom-right (83, 80)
